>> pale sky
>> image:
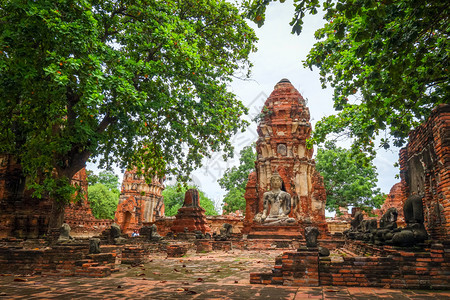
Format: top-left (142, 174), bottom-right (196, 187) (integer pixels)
top-left (89, 1), bottom-right (401, 215)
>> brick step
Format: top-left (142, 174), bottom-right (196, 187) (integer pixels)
top-left (75, 259), bottom-right (94, 267)
top-left (247, 233), bottom-right (302, 239)
top-left (81, 262), bottom-right (100, 268)
top-left (75, 266), bottom-right (111, 278)
top-left (336, 248), bottom-right (357, 257)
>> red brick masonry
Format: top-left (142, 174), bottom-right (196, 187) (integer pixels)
top-left (250, 240), bottom-right (449, 289)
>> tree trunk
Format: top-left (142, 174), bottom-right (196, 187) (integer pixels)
top-left (48, 198), bottom-right (66, 233)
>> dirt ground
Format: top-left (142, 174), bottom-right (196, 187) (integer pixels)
top-left (1, 249), bottom-right (449, 299)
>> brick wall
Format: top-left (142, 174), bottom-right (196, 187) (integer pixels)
top-left (250, 242), bottom-right (450, 289)
top-left (398, 104), bottom-right (450, 240)
top-left (251, 241), bottom-right (449, 289)
top-left (250, 248), bottom-right (319, 286)
top-left (149, 215), bottom-right (243, 237)
top-left (0, 160), bottom-right (112, 238)
top-left (319, 243), bottom-right (448, 289)
top-left (0, 243), bottom-right (120, 278)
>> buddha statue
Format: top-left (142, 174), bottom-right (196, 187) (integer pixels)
top-left (254, 174), bottom-right (296, 225)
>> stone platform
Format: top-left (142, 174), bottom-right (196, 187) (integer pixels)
top-left (246, 225), bottom-right (303, 240)
top-left (245, 222), bottom-right (329, 240)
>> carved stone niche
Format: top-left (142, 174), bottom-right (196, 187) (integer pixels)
top-left (277, 144), bottom-right (287, 156)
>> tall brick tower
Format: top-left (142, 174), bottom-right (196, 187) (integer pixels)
top-left (243, 79), bottom-right (328, 238)
top-left (115, 169), bottom-right (164, 234)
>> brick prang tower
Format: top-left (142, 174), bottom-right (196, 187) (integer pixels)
top-left (243, 78), bottom-right (328, 238)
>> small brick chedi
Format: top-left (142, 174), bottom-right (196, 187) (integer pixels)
top-left (115, 169), bottom-right (164, 235)
top-left (243, 79), bottom-right (327, 238)
top-left (170, 189), bottom-right (211, 234)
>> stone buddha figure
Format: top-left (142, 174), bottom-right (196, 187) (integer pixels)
top-left (254, 174), bottom-right (296, 225)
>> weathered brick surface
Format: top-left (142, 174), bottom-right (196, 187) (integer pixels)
top-left (166, 244), bottom-right (189, 257)
top-left (115, 169), bottom-right (164, 235)
top-left (398, 104), bottom-right (450, 240)
top-left (211, 241), bottom-right (232, 251)
top-left (170, 190), bottom-right (211, 234)
top-left (251, 240), bottom-right (450, 289)
top-left (0, 243), bottom-right (120, 278)
top-left (196, 240), bottom-right (213, 253)
top-left (250, 248), bottom-right (320, 286)
top-left (121, 246), bottom-right (150, 265)
top-left (375, 182), bottom-right (407, 226)
top-left (64, 168), bottom-right (113, 236)
top-left (243, 79), bottom-right (328, 238)
top-left (0, 161), bottom-right (110, 238)
top-left (149, 215), bottom-right (243, 238)
top-left (320, 242), bottom-right (450, 289)
top-left (0, 155), bottom-right (53, 238)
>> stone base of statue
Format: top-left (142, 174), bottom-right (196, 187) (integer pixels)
top-left (246, 224), bottom-right (302, 239)
top-left (244, 221), bottom-right (329, 240)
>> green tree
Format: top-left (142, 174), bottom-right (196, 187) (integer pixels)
top-left (87, 170), bottom-right (120, 194)
top-left (246, 0), bottom-right (449, 154)
top-left (162, 184), bottom-right (218, 216)
top-left (315, 142), bottom-right (385, 214)
top-left (218, 145), bottom-right (256, 214)
top-left (0, 0), bottom-right (256, 229)
top-left (87, 183), bottom-right (119, 219)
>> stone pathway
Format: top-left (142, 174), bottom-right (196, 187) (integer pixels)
top-left (0, 250), bottom-right (448, 299)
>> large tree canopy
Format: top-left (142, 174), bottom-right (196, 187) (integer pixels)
top-left (162, 184), bottom-right (218, 216)
top-left (0, 0), bottom-right (257, 209)
top-left (246, 0), bottom-right (449, 154)
top-left (315, 142), bottom-right (385, 214)
top-left (218, 144), bottom-right (256, 214)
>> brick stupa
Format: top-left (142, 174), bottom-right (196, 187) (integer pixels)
top-left (243, 79), bottom-right (328, 239)
top-left (170, 189), bottom-right (211, 234)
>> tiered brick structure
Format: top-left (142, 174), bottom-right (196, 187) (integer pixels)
top-left (397, 104), bottom-right (450, 240)
top-left (243, 79), bottom-right (328, 238)
top-left (170, 189), bottom-right (211, 234)
top-left (115, 169), bottom-right (164, 235)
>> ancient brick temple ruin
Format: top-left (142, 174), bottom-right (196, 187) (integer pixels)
top-left (243, 79), bottom-right (328, 238)
top-left (0, 85), bottom-right (448, 291)
top-left (0, 154), bottom-right (51, 238)
top-left (63, 168), bottom-right (112, 236)
top-left (0, 156), bottom-right (110, 238)
top-left (114, 169), bottom-right (164, 235)
top-left (397, 104), bottom-right (449, 240)
top-left (249, 105), bottom-right (449, 289)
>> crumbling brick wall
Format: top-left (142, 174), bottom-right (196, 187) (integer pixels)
top-left (399, 104), bottom-right (450, 240)
top-left (0, 159), bottom-right (111, 238)
top-left (0, 154), bottom-right (52, 238)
